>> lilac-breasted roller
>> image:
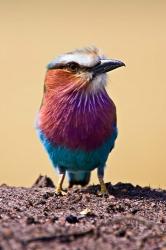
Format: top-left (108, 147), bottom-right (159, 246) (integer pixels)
top-left (36, 47), bottom-right (125, 194)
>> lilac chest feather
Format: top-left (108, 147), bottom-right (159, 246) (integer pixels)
top-left (39, 89), bottom-right (117, 152)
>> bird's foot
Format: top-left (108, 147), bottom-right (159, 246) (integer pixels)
top-left (97, 189), bottom-right (108, 196)
top-left (55, 188), bottom-right (67, 196)
top-left (97, 183), bottom-right (108, 196)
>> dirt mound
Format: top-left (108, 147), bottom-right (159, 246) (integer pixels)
top-left (0, 176), bottom-right (166, 250)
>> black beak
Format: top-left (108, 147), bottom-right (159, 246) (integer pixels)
top-left (91, 59), bottom-right (125, 77)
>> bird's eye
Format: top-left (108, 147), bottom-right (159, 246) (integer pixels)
top-left (67, 62), bottom-right (79, 72)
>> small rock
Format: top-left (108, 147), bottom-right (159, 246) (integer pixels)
top-left (51, 216), bottom-right (59, 223)
top-left (116, 229), bottom-right (126, 237)
top-left (43, 192), bottom-right (54, 199)
top-left (35, 199), bottom-right (46, 205)
top-left (151, 202), bottom-right (156, 208)
top-left (26, 216), bottom-right (36, 225)
top-left (44, 211), bottom-right (48, 217)
top-left (66, 215), bottom-right (79, 224)
top-left (160, 217), bottom-right (166, 223)
top-left (80, 208), bottom-right (91, 215)
top-left (131, 208), bottom-right (139, 215)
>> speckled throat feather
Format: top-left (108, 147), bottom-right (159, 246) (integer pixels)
top-left (38, 70), bottom-right (117, 152)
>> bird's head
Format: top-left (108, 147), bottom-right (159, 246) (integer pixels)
top-left (45, 47), bottom-right (125, 94)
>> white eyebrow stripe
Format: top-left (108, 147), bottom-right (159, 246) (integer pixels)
top-left (48, 53), bottom-right (100, 68)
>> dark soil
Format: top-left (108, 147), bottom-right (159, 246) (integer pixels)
top-left (0, 176), bottom-right (166, 250)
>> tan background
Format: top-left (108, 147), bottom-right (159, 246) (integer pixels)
top-left (0, 0), bottom-right (166, 188)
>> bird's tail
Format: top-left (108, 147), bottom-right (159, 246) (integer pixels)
top-left (67, 171), bottom-right (91, 188)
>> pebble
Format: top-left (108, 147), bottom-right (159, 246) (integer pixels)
top-left (66, 215), bottom-right (79, 224)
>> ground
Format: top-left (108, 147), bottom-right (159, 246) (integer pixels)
top-left (0, 176), bottom-right (166, 250)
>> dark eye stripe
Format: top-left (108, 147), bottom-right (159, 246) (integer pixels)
top-left (48, 61), bottom-right (101, 71)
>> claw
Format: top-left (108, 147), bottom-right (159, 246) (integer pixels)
top-left (97, 186), bottom-right (108, 196)
top-left (55, 189), bottom-right (67, 196)
top-left (97, 191), bottom-right (108, 197)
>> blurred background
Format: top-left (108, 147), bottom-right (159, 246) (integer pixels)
top-left (0, 0), bottom-right (166, 188)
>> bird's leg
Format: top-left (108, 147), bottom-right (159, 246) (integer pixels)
top-left (97, 167), bottom-right (108, 195)
top-left (55, 172), bottom-right (66, 195)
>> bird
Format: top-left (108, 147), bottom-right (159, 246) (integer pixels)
top-left (36, 47), bottom-right (125, 195)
